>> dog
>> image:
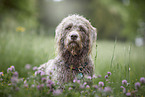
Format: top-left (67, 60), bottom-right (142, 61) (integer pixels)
top-left (38, 14), bottom-right (97, 83)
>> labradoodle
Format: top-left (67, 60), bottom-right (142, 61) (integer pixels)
top-left (38, 14), bottom-right (97, 83)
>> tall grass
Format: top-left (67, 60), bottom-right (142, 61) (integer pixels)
top-left (0, 29), bottom-right (145, 96)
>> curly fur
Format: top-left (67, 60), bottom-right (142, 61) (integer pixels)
top-left (38, 14), bottom-right (97, 83)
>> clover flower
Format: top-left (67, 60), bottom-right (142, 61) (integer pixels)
top-left (83, 82), bottom-right (87, 86)
top-left (86, 85), bottom-right (90, 89)
top-left (126, 92), bottom-right (131, 96)
top-left (7, 68), bottom-right (12, 73)
top-left (122, 80), bottom-right (127, 85)
top-left (25, 64), bottom-right (31, 70)
top-left (97, 75), bottom-right (102, 78)
top-left (87, 76), bottom-right (92, 80)
top-left (73, 79), bottom-right (76, 83)
top-left (53, 89), bottom-right (62, 96)
top-left (98, 81), bottom-right (104, 87)
top-left (135, 82), bottom-right (140, 89)
top-left (107, 72), bottom-right (111, 76)
top-left (80, 84), bottom-right (85, 89)
top-left (0, 72), bottom-right (3, 76)
top-left (31, 84), bottom-right (35, 87)
top-left (93, 85), bottom-right (98, 89)
top-left (35, 70), bottom-right (45, 76)
top-left (105, 75), bottom-right (108, 79)
top-left (104, 87), bottom-right (112, 93)
top-left (47, 79), bottom-right (54, 85)
top-left (24, 84), bottom-right (28, 88)
top-left (92, 74), bottom-right (97, 78)
top-left (41, 77), bottom-right (47, 83)
top-left (37, 85), bottom-right (42, 90)
top-left (123, 88), bottom-right (126, 93)
top-left (13, 71), bottom-right (18, 77)
top-left (140, 77), bottom-right (145, 84)
top-left (10, 66), bottom-right (15, 71)
top-left (77, 80), bottom-right (80, 83)
top-left (33, 66), bottom-right (37, 71)
top-left (69, 87), bottom-right (72, 90)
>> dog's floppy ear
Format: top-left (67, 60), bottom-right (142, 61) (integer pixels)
top-left (55, 22), bottom-right (63, 43)
top-left (90, 24), bottom-right (97, 43)
top-left (92, 26), bottom-right (97, 42)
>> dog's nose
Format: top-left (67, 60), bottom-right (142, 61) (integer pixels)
top-left (71, 34), bottom-right (78, 40)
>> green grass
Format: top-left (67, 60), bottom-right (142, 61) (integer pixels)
top-left (0, 29), bottom-right (145, 96)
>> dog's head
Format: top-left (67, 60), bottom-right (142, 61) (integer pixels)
top-left (55, 14), bottom-right (97, 56)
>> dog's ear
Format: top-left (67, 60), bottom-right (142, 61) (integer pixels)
top-left (55, 22), bottom-right (63, 43)
top-left (90, 25), bottom-right (97, 43)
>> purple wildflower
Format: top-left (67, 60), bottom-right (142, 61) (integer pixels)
top-left (80, 84), bottom-right (85, 89)
top-left (11, 77), bottom-right (18, 84)
top-left (107, 72), bottom-right (111, 76)
top-left (77, 80), bottom-right (80, 83)
top-left (87, 76), bottom-right (92, 80)
top-left (41, 84), bottom-right (44, 87)
top-left (120, 86), bottom-right (124, 88)
top-left (0, 72), bottom-right (3, 76)
top-left (98, 81), bottom-right (104, 87)
top-left (31, 84), bottom-right (35, 87)
top-left (41, 77), bottom-right (47, 83)
top-left (97, 75), bottom-right (102, 78)
top-left (73, 79), bottom-right (76, 83)
top-left (13, 71), bottom-right (18, 77)
top-left (69, 87), bottom-right (72, 90)
top-left (93, 85), bottom-right (98, 89)
top-left (122, 80), bottom-right (127, 85)
top-left (25, 64), bottom-right (31, 69)
top-left (37, 85), bottom-right (42, 90)
top-left (53, 89), bottom-right (62, 96)
top-left (126, 92), bottom-right (131, 96)
top-left (47, 79), bottom-right (54, 85)
top-left (105, 75), bottom-right (108, 79)
top-left (135, 82), bottom-right (140, 89)
top-left (10, 66), bottom-right (15, 71)
top-left (92, 74), bottom-right (97, 78)
top-left (83, 82), bottom-right (87, 86)
top-left (104, 87), bottom-right (112, 93)
top-left (33, 66), bottom-right (37, 71)
top-left (24, 84), bottom-right (29, 88)
top-left (35, 70), bottom-right (45, 76)
top-left (140, 77), bottom-right (145, 84)
top-left (86, 85), bottom-right (90, 88)
top-left (123, 88), bottom-right (126, 93)
top-left (7, 68), bottom-right (12, 73)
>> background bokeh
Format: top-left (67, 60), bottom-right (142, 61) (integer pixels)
top-left (0, 0), bottom-right (145, 41)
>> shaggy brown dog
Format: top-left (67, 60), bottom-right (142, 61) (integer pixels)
top-left (38, 14), bottom-right (97, 83)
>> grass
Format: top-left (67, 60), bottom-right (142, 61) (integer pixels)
top-left (0, 28), bottom-right (145, 96)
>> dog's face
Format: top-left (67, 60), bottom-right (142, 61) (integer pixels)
top-left (56, 15), bottom-right (97, 56)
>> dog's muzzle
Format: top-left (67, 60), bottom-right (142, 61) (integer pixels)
top-left (68, 31), bottom-right (80, 42)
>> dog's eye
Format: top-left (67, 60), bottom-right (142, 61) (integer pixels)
top-left (80, 27), bottom-right (86, 33)
top-left (65, 26), bottom-right (72, 30)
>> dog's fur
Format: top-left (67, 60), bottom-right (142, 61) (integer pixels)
top-left (38, 14), bottom-right (97, 83)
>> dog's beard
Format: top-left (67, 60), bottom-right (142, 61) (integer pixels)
top-left (66, 41), bottom-right (82, 56)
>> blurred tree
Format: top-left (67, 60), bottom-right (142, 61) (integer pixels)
top-left (90, 0), bottom-right (124, 40)
top-left (121, 0), bottom-right (145, 41)
top-left (0, 0), bottom-right (37, 30)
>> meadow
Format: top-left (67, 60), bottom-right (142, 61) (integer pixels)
top-left (0, 28), bottom-right (145, 97)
